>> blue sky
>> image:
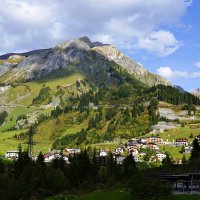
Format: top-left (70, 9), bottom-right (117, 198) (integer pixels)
top-left (127, 0), bottom-right (200, 91)
top-left (0, 0), bottom-right (199, 91)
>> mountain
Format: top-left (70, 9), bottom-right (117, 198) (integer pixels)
top-left (0, 36), bottom-right (170, 86)
top-left (192, 88), bottom-right (200, 95)
top-left (174, 85), bottom-right (186, 93)
top-left (3, 36), bottom-right (200, 155)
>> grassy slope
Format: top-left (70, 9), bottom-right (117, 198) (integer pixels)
top-left (0, 68), bottom-right (85, 154)
top-left (157, 126), bottom-right (200, 159)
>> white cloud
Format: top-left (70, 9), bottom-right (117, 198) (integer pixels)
top-left (157, 66), bottom-right (200, 80)
top-left (194, 62), bottom-right (200, 68)
top-left (156, 67), bottom-right (188, 79)
top-left (137, 30), bottom-right (181, 57)
top-left (0, 0), bottom-right (192, 55)
top-left (191, 72), bottom-right (200, 78)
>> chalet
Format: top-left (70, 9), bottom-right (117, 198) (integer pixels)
top-left (175, 138), bottom-right (188, 146)
top-left (133, 155), bottom-right (139, 162)
top-left (149, 155), bottom-right (158, 162)
top-left (115, 155), bottom-right (126, 165)
top-left (184, 146), bottom-right (193, 153)
top-left (128, 147), bottom-right (139, 156)
top-left (146, 136), bottom-right (163, 145)
top-left (173, 158), bottom-right (182, 165)
top-left (99, 150), bottom-right (108, 157)
top-left (156, 152), bottom-right (166, 161)
top-left (64, 148), bottom-right (81, 157)
top-left (147, 142), bottom-right (159, 150)
top-left (114, 147), bottom-right (124, 155)
top-left (5, 151), bottom-right (19, 159)
top-left (195, 135), bottom-right (200, 143)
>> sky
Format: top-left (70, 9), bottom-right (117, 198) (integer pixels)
top-left (0, 0), bottom-right (199, 91)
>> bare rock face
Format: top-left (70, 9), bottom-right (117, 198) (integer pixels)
top-left (93, 45), bottom-right (171, 86)
top-left (0, 36), bottom-right (171, 87)
top-left (0, 62), bottom-right (13, 76)
top-left (192, 88), bottom-right (200, 95)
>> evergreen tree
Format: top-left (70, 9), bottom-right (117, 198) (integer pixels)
top-left (36, 151), bottom-right (45, 166)
top-left (123, 154), bottom-right (137, 178)
top-left (182, 154), bottom-right (187, 165)
top-left (190, 139), bottom-right (200, 162)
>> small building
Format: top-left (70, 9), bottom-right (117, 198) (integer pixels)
top-left (114, 147), bottom-right (124, 155)
top-left (175, 138), bottom-right (188, 146)
top-left (128, 147), bottom-right (139, 156)
top-left (147, 142), bottom-right (159, 150)
top-left (133, 155), bottom-right (139, 162)
top-left (156, 153), bottom-right (166, 161)
top-left (99, 150), bottom-right (108, 157)
top-left (64, 148), bottom-right (81, 157)
top-left (5, 151), bottom-right (19, 159)
top-left (115, 155), bottom-right (126, 165)
top-left (184, 146), bottom-right (193, 153)
top-left (146, 136), bottom-right (163, 145)
top-left (195, 135), bottom-right (200, 143)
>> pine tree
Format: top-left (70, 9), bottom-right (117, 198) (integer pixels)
top-left (190, 139), bottom-right (200, 162)
top-left (182, 154), bottom-right (187, 165)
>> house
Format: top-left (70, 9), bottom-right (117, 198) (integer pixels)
top-left (149, 155), bottom-right (158, 162)
top-left (140, 138), bottom-right (147, 144)
top-left (115, 155), bottom-right (126, 165)
top-left (133, 155), bottom-right (139, 162)
top-left (99, 150), bottom-right (108, 157)
top-left (195, 135), bottom-right (200, 143)
top-left (173, 158), bottom-right (182, 165)
top-left (146, 136), bottom-right (163, 145)
top-left (128, 147), bottom-right (139, 156)
top-left (114, 147), bottom-right (124, 154)
top-left (125, 140), bottom-right (140, 148)
top-left (156, 153), bottom-right (166, 161)
top-left (64, 148), bottom-right (81, 157)
top-left (5, 151), bottom-right (19, 159)
top-left (175, 138), bottom-right (188, 146)
top-left (147, 142), bottom-right (159, 150)
top-left (184, 146), bottom-right (193, 153)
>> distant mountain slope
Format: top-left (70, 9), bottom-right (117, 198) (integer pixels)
top-left (0, 36), bottom-right (171, 87)
top-left (192, 88), bottom-right (200, 96)
top-left (0, 49), bottom-right (50, 60)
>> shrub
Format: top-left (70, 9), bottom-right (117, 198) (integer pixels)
top-left (130, 174), bottom-right (171, 200)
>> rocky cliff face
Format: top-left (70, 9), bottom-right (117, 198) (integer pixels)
top-left (192, 88), bottom-right (200, 95)
top-left (93, 45), bottom-right (170, 86)
top-left (0, 36), bottom-right (171, 87)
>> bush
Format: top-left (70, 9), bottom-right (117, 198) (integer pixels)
top-left (130, 175), bottom-right (171, 200)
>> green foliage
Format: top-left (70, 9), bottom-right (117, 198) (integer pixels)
top-left (32, 86), bottom-right (52, 105)
top-left (147, 85), bottom-right (200, 105)
top-left (190, 139), bottom-right (200, 162)
top-left (130, 174), bottom-right (171, 200)
top-left (16, 114), bottom-right (27, 121)
top-left (0, 111), bottom-right (8, 126)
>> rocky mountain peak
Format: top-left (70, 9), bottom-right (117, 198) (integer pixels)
top-left (0, 36), bottom-right (171, 87)
top-left (192, 88), bottom-right (200, 95)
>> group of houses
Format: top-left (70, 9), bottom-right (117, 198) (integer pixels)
top-left (5, 135), bottom-right (200, 165)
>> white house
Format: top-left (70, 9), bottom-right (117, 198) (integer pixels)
top-left (175, 138), bottom-right (188, 146)
top-left (100, 150), bottom-right (107, 157)
top-left (184, 146), bottom-right (193, 154)
top-left (114, 147), bottom-right (124, 154)
top-left (5, 151), bottom-right (19, 159)
top-left (115, 156), bottom-right (126, 165)
top-left (133, 155), bottom-right (139, 162)
top-left (156, 153), bottom-right (166, 161)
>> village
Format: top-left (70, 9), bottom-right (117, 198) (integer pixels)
top-left (5, 134), bottom-right (200, 165)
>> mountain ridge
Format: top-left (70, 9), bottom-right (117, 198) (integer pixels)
top-left (0, 36), bottom-right (170, 87)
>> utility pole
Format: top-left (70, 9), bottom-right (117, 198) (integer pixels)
top-left (27, 126), bottom-right (34, 158)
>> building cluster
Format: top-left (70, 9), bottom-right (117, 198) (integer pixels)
top-left (5, 135), bottom-right (200, 165)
